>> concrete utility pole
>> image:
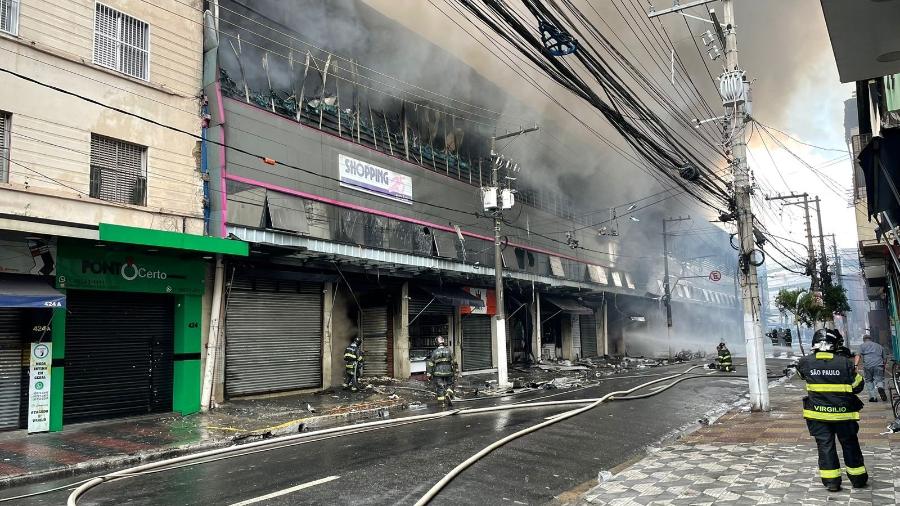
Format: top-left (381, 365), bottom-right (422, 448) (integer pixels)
top-left (652, 0), bottom-right (769, 410)
top-left (488, 126), bottom-right (537, 389)
top-left (765, 193), bottom-right (817, 290)
top-left (662, 216), bottom-right (691, 327)
top-left (814, 197), bottom-right (829, 286)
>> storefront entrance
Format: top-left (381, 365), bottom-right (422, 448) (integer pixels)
top-left (63, 291), bottom-right (174, 424)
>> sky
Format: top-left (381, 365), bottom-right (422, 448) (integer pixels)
top-left (362, 0), bottom-right (859, 263)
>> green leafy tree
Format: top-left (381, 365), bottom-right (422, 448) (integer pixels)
top-left (774, 286), bottom-right (851, 354)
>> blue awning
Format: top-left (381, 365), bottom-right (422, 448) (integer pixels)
top-left (0, 275), bottom-right (66, 308)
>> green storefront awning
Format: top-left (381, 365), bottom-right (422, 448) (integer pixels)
top-left (99, 224), bottom-right (249, 256)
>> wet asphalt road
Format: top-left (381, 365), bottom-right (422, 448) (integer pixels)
top-left (2, 361), bottom-right (788, 506)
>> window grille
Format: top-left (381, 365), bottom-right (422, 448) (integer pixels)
top-left (0, 0), bottom-right (18, 35)
top-left (90, 134), bottom-right (147, 205)
top-left (0, 112), bottom-right (8, 183)
top-left (94, 3), bottom-right (149, 80)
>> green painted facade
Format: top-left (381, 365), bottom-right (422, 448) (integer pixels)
top-left (98, 223), bottom-right (249, 256)
top-left (50, 237), bottom-right (208, 431)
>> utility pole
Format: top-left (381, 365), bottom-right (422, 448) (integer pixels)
top-left (652, 0), bottom-right (769, 410)
top-left (814, 197), bottom-right (829, 288)
top-left (766, 193), bottom-right (817, 290)
top-left (488, 126), bottom-right (538, 389)
top-left (662, 216), bottom-right (691, 327)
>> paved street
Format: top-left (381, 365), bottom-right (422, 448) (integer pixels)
top-left (0, 363), bottom-right (768, 505)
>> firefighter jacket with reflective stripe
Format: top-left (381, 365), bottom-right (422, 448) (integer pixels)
top-left (717, 348), bottom-right (732, 364)
top-left (344, 343), bottom-right (363, 369)
top-left (427, 345), bottom-right (454, 377)
top-left (797, 351), bottom-right (865, 421)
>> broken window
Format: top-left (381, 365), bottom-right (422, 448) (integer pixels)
top-left (549, 256), bottom-right (565, 277)
top-left (266, 192), bottom-right (310, 235)
top-left (89, 134), bottom-right (147, 205)
top-left (588, 265), bottom-right (608, 285)
top-left (0, 111), bottom-right (8, 182)
top-left (0, 0), bottom-right (18, 35)
top-left (94, 3), bottom-right (149, 80)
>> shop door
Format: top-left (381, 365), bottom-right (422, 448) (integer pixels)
top-left (571, 315), bottom-right (582, 358)
top-left (0, 309), bottom-right (23, 430)
top-left (462, 314), bottom-right (492, 371)
top-left (64, 291), bottom-right (174, 424)
top-left (580, 314), bottom-right (598, 357)
top-left (361, 307), bottom-right (389, 377)
top-left (225, 278), bottom-right (323, 396)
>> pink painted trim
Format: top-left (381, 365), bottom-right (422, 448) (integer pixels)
top-left (216, 81), bottom-right (228, 238)
top-left (224, 173), bottom-right (588, 265)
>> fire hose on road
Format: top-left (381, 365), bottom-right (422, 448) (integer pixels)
top-left (58, 365), bottom-right (755, 505)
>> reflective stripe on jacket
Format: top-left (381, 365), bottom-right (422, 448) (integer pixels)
top-left (797, 351), bottom-right (864, 422)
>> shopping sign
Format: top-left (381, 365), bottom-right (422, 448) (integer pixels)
top-left (460, 287), bottom-right (497, 315)
top-left (339, 154), bottom-right (412, 204)
top-left (28, 343), bottom-right (51, 433)
top-left (709, 270), bottom-right (721, 282)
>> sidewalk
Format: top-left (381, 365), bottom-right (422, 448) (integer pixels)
top-left (0, 386), bottom-right (412, 487)
top-left (577, 376), bottom-right (899, 505)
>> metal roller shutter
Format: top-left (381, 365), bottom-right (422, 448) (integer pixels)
top-left (571, 314), bottom-right (582, 358)
top-left (408, 297), bottom-right (453, 318)
top-left (64, 291), bottom-right (174, 424)
top-left (0, 309), bottom-right (23, 430)
top-left (462, 314), bottom-right (492, 371)
top-left (361, 307), bottom-right (388, 377)
top-left (580, 314), bottom-right (598, 357)
top-left (225, 278), bottom-right (323, 396)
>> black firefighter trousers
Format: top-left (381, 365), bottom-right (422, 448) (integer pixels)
top-left (806, 419), bottom-right (868, 488)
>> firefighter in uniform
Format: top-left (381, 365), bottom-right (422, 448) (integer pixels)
top-left (797, 328), bottom-right (867, 491)
top-left (716, 342), bottom-right (733, 372)
top-left (343, 336), bottom-right (364, 392)
top-left (426, 336), bottom-right (455, 403)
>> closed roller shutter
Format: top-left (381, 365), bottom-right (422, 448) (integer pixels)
top-left (361, 307), bottom-right (388, 377)
top-left (580, 314), bottom-right (598, 357)
top-left (571, 314), bottom-right (581, 358)
top-left (462, 314), bottom-right (492, 371)
top-left (0, 310), bottom-right (23, 430)
top-left (225, 278), bottom-right (322, 396)
top-left (64, 291), bottom-right (173, 424)
top-left (408, 297), bottom-right (453, 318)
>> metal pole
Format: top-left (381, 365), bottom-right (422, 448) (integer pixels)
top-left (663, 218), bottom-right (672, 327)
top-left (723, 0), bottom-right (769, 411)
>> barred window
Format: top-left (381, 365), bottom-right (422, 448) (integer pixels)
top-left (90, 134), bottom-right (147, 205)
top-left (0, 0), bottom-right (18, 35)
top-left (93, 3), bottom-right (149, 80)
top-left (0, 112), bottom-right (9, 183)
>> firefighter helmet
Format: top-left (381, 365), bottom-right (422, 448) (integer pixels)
top-left (811, 329), bottom-right (841, 352)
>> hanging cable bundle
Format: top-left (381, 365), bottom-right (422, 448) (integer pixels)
top-left (456, 0), bottom-right (732, 214)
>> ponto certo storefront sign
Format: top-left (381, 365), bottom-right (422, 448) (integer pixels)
top-left (56, 244), bottom-right (204, 295)
top-left (339, 154), bottom-right (412, 204)
top-left (28, 343), bottom-right (52, 433)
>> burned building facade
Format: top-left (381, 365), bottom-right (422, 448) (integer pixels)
top-left (201, 0), bottom-right (742, 400)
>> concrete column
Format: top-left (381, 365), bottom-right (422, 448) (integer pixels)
top-left (561, 314), bottom-right (574, 360)
top-left (452, 311), bottom-right (462, 370)
top-left (531, 293), bottom-right (542, 362)
top-left (394, 282), bottom-right (411, 379)
top-left (322, 282), bottom-right (334, 388)
top-left (490, 312), bottom-right (498, 368)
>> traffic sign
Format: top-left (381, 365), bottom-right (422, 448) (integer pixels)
top-left (709, 270), bottom-right (722, 282)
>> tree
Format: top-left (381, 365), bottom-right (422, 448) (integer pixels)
top-left (775, 288), bottom-right (807, 355)
top-left (775, 286), bottom-right (852, 354)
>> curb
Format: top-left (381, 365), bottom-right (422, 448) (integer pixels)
top-left (0, 400), bottom-right (409, 490)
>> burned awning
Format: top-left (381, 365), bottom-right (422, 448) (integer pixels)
top-left (543, 295), bottom-right (592, 315)
top-left (0, 274), bottom-right (66, 308)
top-left (420, 286), bottom-right (484, 308)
